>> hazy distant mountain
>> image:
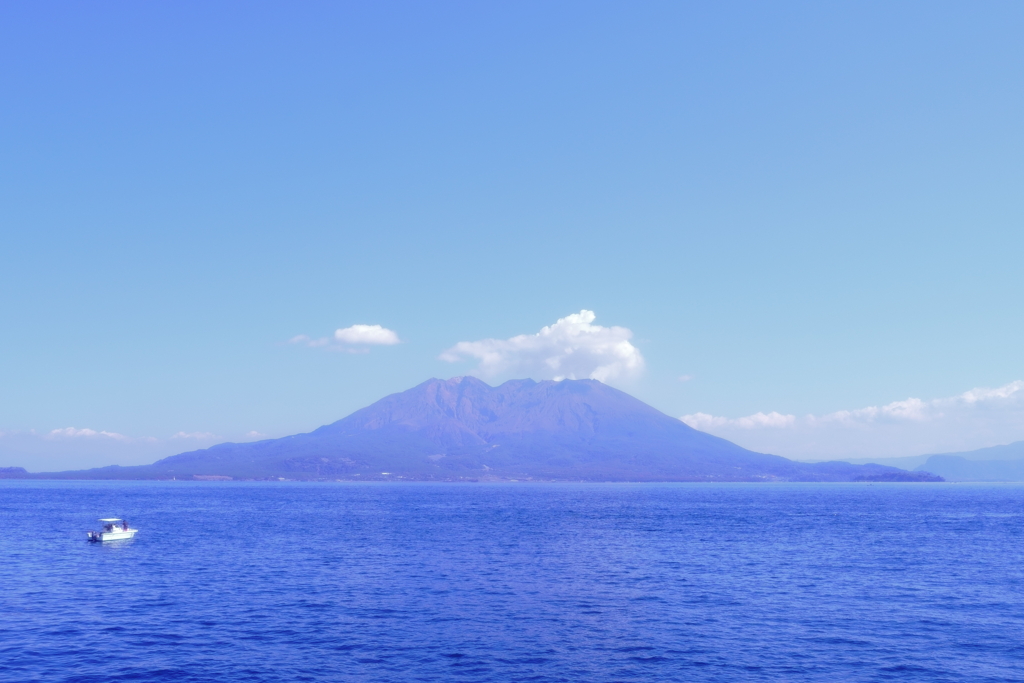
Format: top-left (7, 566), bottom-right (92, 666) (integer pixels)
top-left (926, 441), bottom-right (1024, 461)
top-left (913, 441), bottom-right (1024, 481)
top-left (12, 377), bottom-right (941, 482)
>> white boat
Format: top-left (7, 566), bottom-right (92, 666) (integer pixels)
top-left (87, 518), bottom-right (138, 542)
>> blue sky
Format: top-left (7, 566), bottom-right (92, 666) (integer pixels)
top-left (2, 2), bottom-right (1024, 470)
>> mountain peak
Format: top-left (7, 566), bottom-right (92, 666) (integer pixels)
top-left (22, 378), bottom-right (942, 482)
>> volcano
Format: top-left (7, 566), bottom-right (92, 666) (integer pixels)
top-left (19, 377), bottom-right (941, 482)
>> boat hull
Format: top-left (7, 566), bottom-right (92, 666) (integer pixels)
top-left (88, 530), bottom-right (137, 542)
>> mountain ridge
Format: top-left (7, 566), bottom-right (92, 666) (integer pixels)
top-left (5, 377), bottom-right (941, 482)
top-left (911, 440), bottom-right (1024, 481)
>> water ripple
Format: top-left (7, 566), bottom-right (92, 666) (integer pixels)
top-left (2, 481), bottom-right (1024, 682)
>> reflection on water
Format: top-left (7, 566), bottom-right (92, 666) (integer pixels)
top-left (92, 537), bottom-right (136, 551)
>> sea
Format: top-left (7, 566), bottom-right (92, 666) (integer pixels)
top-left (2, 481), bottom-right (1023, 683)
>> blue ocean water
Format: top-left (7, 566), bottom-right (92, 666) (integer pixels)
top-left (2, 482), bottom-right (1024, 682)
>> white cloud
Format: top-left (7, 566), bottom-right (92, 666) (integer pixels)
top-left (682, 381), bottom-right (1024, 460)
top-left (682, 411), bottom-right (796, 431)
top-left (334, 324), bottom-right (400, 345)
top-left (680, 412), bottom-right (726, 430)
top-left (171, 431), bottom-right (218, 440)
top-left (47, 427), bottom-right (130, 441)
top-left (440, 310), bottom-right (644, 383)
top-left (738, 411), bottom-right (797, 429)
top-left (962, 382), bottom-right (1023, 403)
top-left (288, 324), bottom-right (400, 350)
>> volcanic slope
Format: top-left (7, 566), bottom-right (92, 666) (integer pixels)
top-left (33, 377), bottom-right (940, 481)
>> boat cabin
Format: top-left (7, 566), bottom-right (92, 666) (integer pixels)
top-left (99, 517), bottom-right (129, 532)
top-left (88, 518), bottom-right (137, 542)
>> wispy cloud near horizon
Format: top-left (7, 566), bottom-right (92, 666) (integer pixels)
top-left (440, 310), bottom-right (644, 383)
top-left (46, 427), bottom-right (135, 441)
top-left (0, 428), bottom-right (268, 473)
top-left (171, 431), bottom-right (218, 440)
top-left (682, 381), bottom-right (1024, 460)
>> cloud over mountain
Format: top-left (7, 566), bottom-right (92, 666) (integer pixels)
top-left (440, 310), bottom-right (644, 383)
top-left (682, 381), bottom-right (1024, 460)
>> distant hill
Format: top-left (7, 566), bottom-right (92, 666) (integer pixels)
top-left (9, 377), bottom-right (941, 482)
top-left (913, 441), bottom-right (1024, 481)
top-left (924, 441), bottom-right (1024, 461)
